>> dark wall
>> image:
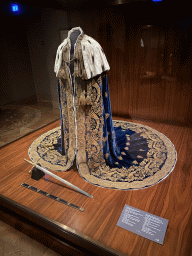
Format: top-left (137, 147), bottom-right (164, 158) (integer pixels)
top-left (68, 3), bottom-right (192, 125)
top-left (25, 6), bottom-right (69, 108)
top-left (0, 2), bottom-right (36, 106)
top-left (0, 1), bottom-right (191, 125)
top-left (0, 2), bottom-right (68, 107)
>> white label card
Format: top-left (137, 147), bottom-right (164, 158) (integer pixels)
top-left (117, 205), bottom-right (168, 245)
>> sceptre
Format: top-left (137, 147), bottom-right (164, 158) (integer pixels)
top-left (24, 159), bottom-right (93, 198)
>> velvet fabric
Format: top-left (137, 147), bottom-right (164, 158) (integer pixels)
top-left (100, 74), bottom-right (149, 169)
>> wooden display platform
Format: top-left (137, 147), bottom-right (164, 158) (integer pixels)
top-left (0, 118), bottom-right (192, 256)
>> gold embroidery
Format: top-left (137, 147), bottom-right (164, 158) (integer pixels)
top-left (79, 90), bottom-right (86, 105)
top-left (105, 113), bottom-right (110, 119)
top-left (76, 75), bottom-right (105, 174)
top-left (29, 119), bottom-right (177, 190)
top-left (105, 92), bottom-right (108, 98)
top-left (105, 153), bottom-right (109, 159)
top-left (128, 172), bottom-right (134, 178)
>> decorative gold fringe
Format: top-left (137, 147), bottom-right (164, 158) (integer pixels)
top-left (57, 47), bottom-right (70, 80)
top-left (79, 92), bottom-right (92, 107)
top-left (85, 80), bottom-right (93, 106)
top-left (85, 95), bottom-right (92, 106)
top-left (73, 34), bottom-right (88, 80)
top-left (79, 91), bottom-right (86, 105)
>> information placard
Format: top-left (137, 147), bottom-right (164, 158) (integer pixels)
top-left (117, 205), bottom-right (168, 244)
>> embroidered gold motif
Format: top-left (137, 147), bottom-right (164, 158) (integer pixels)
top-left (102, 137), bottom-right (107, 143)
top-left (84, 76), bottom-right (105, 173)
top-left (105, 113), bottom-right (110, 119)
top-left (105, 92), bottom-right (108, 98)
top-left (105, 153), bottom-right (109, 159)
top-left (79, 90), bottom-right (86, 105)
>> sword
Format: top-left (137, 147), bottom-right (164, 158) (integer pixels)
top-left (24, 159), bottom-right (93, 198)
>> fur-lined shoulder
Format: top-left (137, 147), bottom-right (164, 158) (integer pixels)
top-left (81, 35), bottom-right (110, 79)
top-left (54, 27), bottom-right (110, 79)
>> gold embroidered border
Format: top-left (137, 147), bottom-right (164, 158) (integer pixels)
top-left (28, 120), bottom-right (177, 189)
top-left (28, 127), bottom-right (70, 171)
top-left (78, 120), bottom-right (177, 190)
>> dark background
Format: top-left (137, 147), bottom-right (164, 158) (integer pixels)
top-left (0, 0), bottom-right (191, 125)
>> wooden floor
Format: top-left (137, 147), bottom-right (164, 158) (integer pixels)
top-left (0, 118), bottom-right (191, 256)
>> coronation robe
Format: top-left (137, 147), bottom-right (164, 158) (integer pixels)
top-left (54, 27), bottom-right (137, 180)
top-left (27, 26), bottom-right (176, 190)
